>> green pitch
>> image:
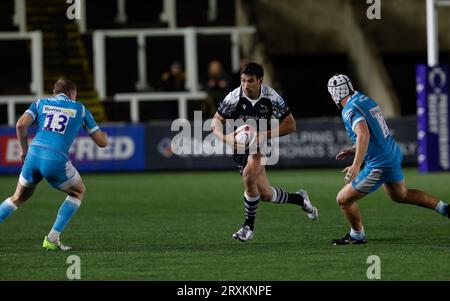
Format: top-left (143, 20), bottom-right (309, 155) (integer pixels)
top-left (0, 168), bottom-right (449, 280)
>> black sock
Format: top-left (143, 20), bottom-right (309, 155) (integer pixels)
top-left (271, 187), bottom-right (304, 206)
top-left (287, 193), bottom-right (304, 206)
top-left (244, 217), bottom-right (256, 230)
top-left (243, 193), bottom-right (260, 230)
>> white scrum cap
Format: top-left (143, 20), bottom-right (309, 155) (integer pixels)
top-left (327, 74), bottom-right (355, 108)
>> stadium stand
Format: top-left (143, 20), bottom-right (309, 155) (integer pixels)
top-left (0, 0), bottom-right (449, 124)
top-left (26, 0), bottom-right (106, 122)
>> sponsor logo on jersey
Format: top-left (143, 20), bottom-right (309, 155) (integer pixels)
top-left (43, 105), bottom-right (77, 117)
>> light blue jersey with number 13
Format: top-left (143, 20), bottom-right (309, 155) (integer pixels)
top-left (25, 93), bottom-right (99, 157)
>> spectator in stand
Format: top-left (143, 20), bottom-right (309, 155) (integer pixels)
top-left (202, 60), bottom-right (232, 117)
top-left (160, 62), bottom-right (186, 92)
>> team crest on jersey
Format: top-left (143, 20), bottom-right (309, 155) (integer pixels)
top-left (43, 105), bottom-right (77, 117)
top-left (259, 104), bottom-right (269, 113)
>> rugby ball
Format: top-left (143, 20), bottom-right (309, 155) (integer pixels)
top-left (235, 124), bottom-right (257, 150)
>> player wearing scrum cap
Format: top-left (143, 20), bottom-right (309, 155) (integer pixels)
top-left (327, 74), bottom-right (449, 245)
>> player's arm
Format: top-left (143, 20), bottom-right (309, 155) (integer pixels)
top-left (353, 121), bottom-right (370, 168)
top-left (211, 112), bottom-right (236, 146)
top-left (15, 113), bottom-right (34, 163)
top-left (342, 121), bottom-right (370, 183)
top-left (264, 90), bottom-right (296, 139)
top-left (261, 113), bottom-right (296, 139)
top-left (336, 145), bottom-right (356, 160)
top-left (90, 130), bottom-right (108, 148)
top-left (83, 106), bottom-right (108, 147)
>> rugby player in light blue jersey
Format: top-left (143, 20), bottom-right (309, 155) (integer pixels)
top-left (0, 79), bottom-right (108, 251)
top-left (327, 74), bottom-right (449, 245)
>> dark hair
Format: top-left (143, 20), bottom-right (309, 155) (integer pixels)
top-left (53, 78), bottom-right (77, 95)
top-left (240, 62), bottom-right (264, 79)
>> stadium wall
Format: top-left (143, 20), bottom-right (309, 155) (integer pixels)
top-left (0, 117), bottom-right (418, 174)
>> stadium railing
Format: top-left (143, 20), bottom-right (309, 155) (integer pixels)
top-left (0, 31), bottom-right (43, 97)
top-left (0, 91), bottom-right (207, 124)
top-left (11, 0), bottom-right (220, 34)
top-left (114, 91), bottom-right (207, 122)
top-left (74, 0), bottom-right (221, 33)
top-left (0, 95), bottom-right (41, 126)
top-left (93, 26), bottom-right (256, 100)
top-left (13, 0), bottom-right (26, 33)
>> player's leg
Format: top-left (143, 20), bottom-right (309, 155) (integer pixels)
top-left (0, 181), bottom-right (36, 223)
top-left (332, 183), bottom-right (367, 245)
top-left (0, 155), bottom-right (42, 224)
top-left (232, 153), bottom-right (267, 242)
top-left (257, 168), bottom-right (318, 220)
top-left (46, 179), bottom-right (85, 242)
top-left (235, 154), bottom-right (263, 239)
top-left (231, 153), bottom-right (254, 241)
top-left (336, 184), bottom-right (366, 231)
top-left (383, 180), bottom-right (449, 217)
top-left (42, 160), bottom-right (84, 251)
top-left (332, 165), bottom-right (388, 245)
top-left (382, 161), bottom-right (449, 217)
top-left (254, 165), bottom-right (271, 201)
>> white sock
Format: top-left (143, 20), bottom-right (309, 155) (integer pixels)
top-left (435, 200), bottom-right (447, 216)
top-left (4, 198), bottom-right (18, 211)
top-left (244, 192), bottom-right (260, 202)
top-left (350, 227), bottom-right (365, 240)
top-left (47, 229), bottom-right (61, 242)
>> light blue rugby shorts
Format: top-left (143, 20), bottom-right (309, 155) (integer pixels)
top-left (19, 146), bottom-right (80, 190)
top-left (351, 163), bottom-right (404, 194)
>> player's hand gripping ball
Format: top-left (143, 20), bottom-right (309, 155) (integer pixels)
top-left (235, 124), bottom-right (257, 151)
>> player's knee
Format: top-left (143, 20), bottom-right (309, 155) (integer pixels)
top-left (389, 191), bottom-right (407, 203)
top-left (10, 195), bottom-right (26, 207)
top-left (69, 183), bottom-right (85, 201)
top-left (9, 195), bottom-right (20, 206)
top-left (242, 171), bottom-right (257, 187)
top-left (336, 194), bottom-right (350, 207)
top-left (78, 184), bottom-right (86, 200)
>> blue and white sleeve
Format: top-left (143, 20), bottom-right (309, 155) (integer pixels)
top-left (271, 93), bottom-right (290, 121)
top-left (344, 108), bottom-right (365, 131)
top-left (83, 106), bottom-right (100, 135)
top-left (25, 101), bottom-right (38, 121)
top-left (217, 92), bottom-right (236, 119)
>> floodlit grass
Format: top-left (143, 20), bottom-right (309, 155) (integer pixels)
top-left (0, 168), bottom-right (449, 280)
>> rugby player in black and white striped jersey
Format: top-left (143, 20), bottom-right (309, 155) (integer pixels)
top-left (211, 62), bottom-right (318, 242)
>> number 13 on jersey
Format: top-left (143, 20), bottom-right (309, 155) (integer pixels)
top-left (43, 105), bottom-right (77, 134)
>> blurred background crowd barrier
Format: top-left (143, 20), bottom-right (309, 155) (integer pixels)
top-left (0, 0), bottom-right (449, 173)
